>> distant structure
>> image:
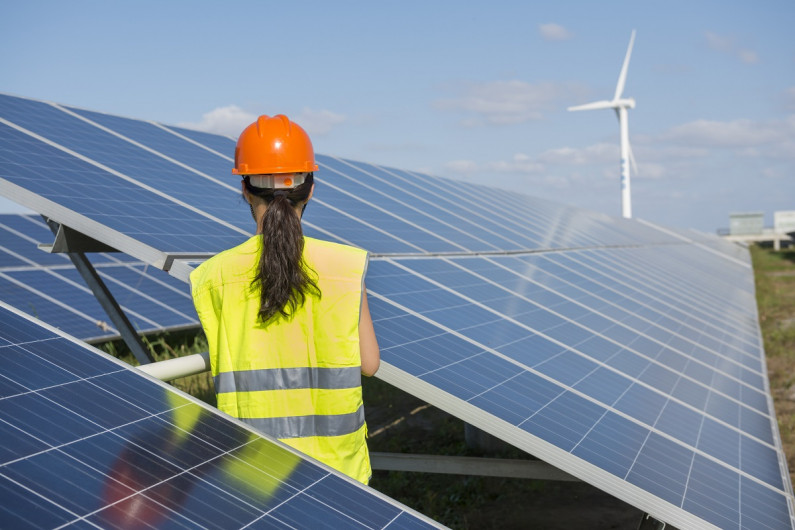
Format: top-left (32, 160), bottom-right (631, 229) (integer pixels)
top-left (729, 211), bottom-right (764, 236)
top-left (569, 30), bottom-right (637, 219)
top-left (722, 210), bottom-right (795, 250)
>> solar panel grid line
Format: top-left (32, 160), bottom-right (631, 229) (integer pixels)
top-left (565, 252), bottom-right (760, 353)
top-left (0, 270), bottom-right (119, 336)
top-left (366, 285), bottom-right (787, 500)
top-left (617, 247), bottom-right (757, 322)
top-left (54, 103), bottom-right (243, 196)
top-left (150, 121), bottom-right (233, 160)
top-left (332, 157), bottom-right (540, 254)
top-left (5, 255), bottom-right (163, 332)
top-left (420, 253), bottom-right (767, 409)
top-left (472, 254), bottom-right (770, 410)
top-left (0, 301), bottom-right (441, 529)
top-left (505, 252), bottom-right (766, 383)
top-left (0, 216), bottom-right (199, 340)
top-left (62, 103), bottom-right (588, 256)
top-left (374, 308), bottom-right (795, 528)
top-left (331, 157), bottom-right (507, 249)
top-left (94, 269), bottom-right (197, 324)
top-left (0, 472), bottom-right (89, 526)
top-left (373, 362), bottom-right (722, 530)
top-left (562, 250), bottom-right (761, 349)
top-left (428, 171), bottom-right (624, 248)
top-left (592, 252), bottom-right (761, 352)
top-left (379, 259), bottom-right (777, 452)
top-left (317, 169), bottom-right (471, 254)
top-left (635, 218), bottom-right (752, 269)
top-left (3, 111), bottom-right (250, 241)
top-left (101, 260), bottom-right (193, 301)
top-left (6, 214), bottom-right (147, 267)
top-left (0, 175), bottom-right (179, 270)
top-left (603, 246), bottom-right (757, 322)
top-left (415, 168), bottom-right (595, 249)
top-left (320, 158), bottom-right (502, 254)
top-left (12, 427), bottom-right (247, 528)
top-left (0, 240), bottom-right (177, 332)
top-left (68, 111), bottom-right (395, 254)
top-left (307, 190), bottom-right (430, 254)
top-left (526, 251), bottom-right (763, 371)
top-left (493, 250), bottom-right (762, 366)
top-left (369, 165), bottom-right (545, 250)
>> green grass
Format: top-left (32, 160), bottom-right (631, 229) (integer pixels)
top-left (750, 244), bottom-right (795, 486)
top-left (751, 246), bottom-right (795, 364)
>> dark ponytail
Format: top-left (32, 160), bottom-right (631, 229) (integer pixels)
top-left (244, 174), bottom-right (319, 322)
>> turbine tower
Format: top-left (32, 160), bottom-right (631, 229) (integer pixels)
top-left (569, 30), bottom-right (637, 219)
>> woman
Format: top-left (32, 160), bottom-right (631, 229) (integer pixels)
top-left (190, 114), bottom-right (380, 484)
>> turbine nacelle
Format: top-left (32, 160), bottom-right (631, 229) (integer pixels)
top-left (567, 97), bottom-right (635, 112)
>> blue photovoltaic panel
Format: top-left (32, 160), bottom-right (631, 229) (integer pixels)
top-left (1, 94), bottom-right (682, 258)
top-left (1, 93), bottom-right (792, 529)
top-left (0, 214), bottom-right (198, 341)
top-left (0, 301), bottom-right (439, 529)
top-left (366, 251), bottom-right (793, 529)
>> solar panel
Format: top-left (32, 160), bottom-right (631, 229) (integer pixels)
top-left (0, 300), bottom-right (439, 528)
top-left (0, 214), bottom-right (198, 341)
top-left (1, 93), bottom-right (792, 529)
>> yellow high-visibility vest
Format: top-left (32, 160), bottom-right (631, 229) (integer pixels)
top-left (190, 236), bottom-right (371, 483)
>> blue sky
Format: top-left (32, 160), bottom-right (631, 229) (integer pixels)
top-left (1, 0), bottom-right (793, 232)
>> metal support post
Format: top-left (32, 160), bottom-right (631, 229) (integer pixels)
top-left (44, 219), bottom-right (154, 364)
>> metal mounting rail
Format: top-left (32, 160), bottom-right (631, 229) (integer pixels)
top-left (137, 351), bottom-right (211, 381)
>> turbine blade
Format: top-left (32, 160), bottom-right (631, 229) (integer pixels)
top-left (614, 30), bottom-right (636, 101)
top-left (568, 100), bottom-right (615, 112)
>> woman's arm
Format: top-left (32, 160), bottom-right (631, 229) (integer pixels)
top-left (359, 285), bottom-right (380, 376)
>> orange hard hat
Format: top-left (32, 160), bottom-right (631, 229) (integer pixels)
top-left (232, 114), bottom-right (318, 175)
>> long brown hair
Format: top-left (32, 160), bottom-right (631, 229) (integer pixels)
top-left (244, 174), bottom-right (320, 322)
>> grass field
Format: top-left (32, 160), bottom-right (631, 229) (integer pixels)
top-left (104, 243), bottom-right (795, 529)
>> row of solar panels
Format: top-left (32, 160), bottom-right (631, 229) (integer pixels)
top-left (0, 301), bottom-right (438, 528)
top-left (0, 213), bottom-right (197, 342)
top-left (1, 92), bottom-right (793, 529)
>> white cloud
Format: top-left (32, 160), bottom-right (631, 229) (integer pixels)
top-left (660, 118), bottom-right (788, 148)
top-left (295, 107), bottom-right (346, 136)
top-left (705, 31), bottom-right (733, 53)
top-left (443, 159), bottom-right (479, 174)
top-left (539, 23), bottom-right (573, 41)
top-left (537, 143), bottom-right (617, 165)
top-left (738, 49), bottom-right (759, 64)
top-left (705, 31), bottom-right (758, 64)
top-left (178, 105), bottom-right (256, 136)
top-left (443, 154), bottom-right (543, 176)
top-left (485, 153), bottom-right (544, 174)
top-left (436, 80), bottom-right (582, 125)
top-left (178, 105), bottom-right (345, 137)
top-left (785, 86), bottom-right (795, 111)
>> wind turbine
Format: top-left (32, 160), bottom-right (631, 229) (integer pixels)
top-left (568, 30), bottom-right (637, 219)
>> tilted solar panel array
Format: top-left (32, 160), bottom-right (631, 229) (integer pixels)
top-left (0, 301), bottom-right (439, 528)
top-left (1, 93), bottom-right (792, 529)
top-left (0, 213), bottom-right (198, 342)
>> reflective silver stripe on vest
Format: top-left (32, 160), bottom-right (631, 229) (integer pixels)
top-left (242, 405), bottom-right (366, 439)
top-left (214, 366), bottom-right (361, 394)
